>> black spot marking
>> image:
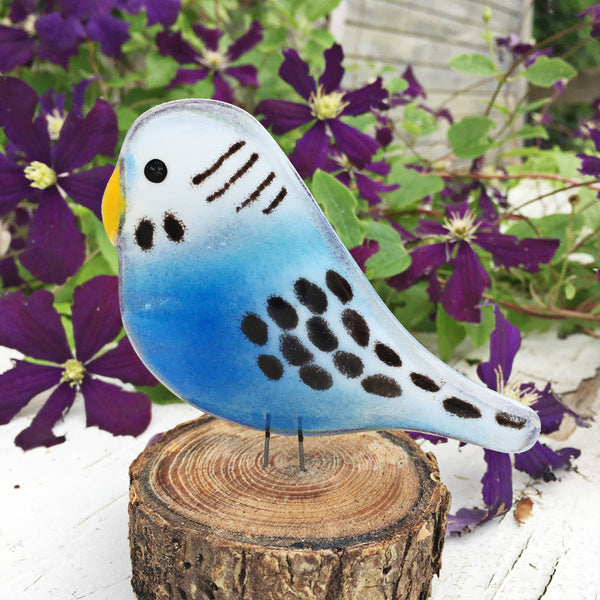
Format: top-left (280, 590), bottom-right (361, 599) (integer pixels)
top-left (205, 153), bottom-right (259, 203)
top-left (240, 313), bottom-right (268, 346)
top-left (374, 342), bottom-right (402, 367)
top-left (236, 172), bottom-right (275, 212)
top-left (163, 212), bottom-right (185, 242)
top-left (258, 355), bottom-right (283, 380)
top-left (280, 335), bottom-right (313, 366)
top-left (192, 140), bottom-right (246, 185)
top-left (299, 364), bottom-right (333, 390)
top-left (443, 397), bottom-right (482, 419)
top-left (410, 372), bottom-right (440, 392)
top-left (326, 270), bottom-right (353, 303)
top-left (306, 316), bottom-right (338, 352)
top-left (135, 218), bottom-right (154, 251)
top-left (495, 411), bottom-right (527, 430)
top-left (144, 158), bottom-right (167, 183)
top-left (294, 279), bottom-right (327, 314)
top-left (342, 309), bottom-right (370, 347)
top-left (267, 296), bottom-right (298, 330)
top-left (263, 187), bottom-right (287, 214)
top-left (333, 351), bottom-right (363, 378)
top-left (361, 374), bottom-right (402, 397)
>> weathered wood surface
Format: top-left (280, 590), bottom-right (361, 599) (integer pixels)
top-left (129, 415), bottom-right (450, 600)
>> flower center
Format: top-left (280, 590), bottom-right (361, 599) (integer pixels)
top-left (334, 153), bottom-right (353, 171)
top-left (24, 161), bottom-right (57, 189)
top-left (495, 367), bottom-right (539, 406)
top-left (309, 85), bottom-right (348, 120)
top-left (46, 109), bottom-right (65, 141)
top-left (444, 209), bottom-right (480, 242)
top-left (60, 359), bottom-right (86, 387)
top-left (21, 14), bottom-right (37, 35)
top-left (202, 49), bottom-right (227, 71)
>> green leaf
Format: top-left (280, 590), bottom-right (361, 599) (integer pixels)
top-left (388, 164), bottom-right (445, 209)
top-left (401, 103), bottom-right (438, 137)
top-left (311, 170), bottom-right (368, 248)
top-left (449, 53), bottom-right (497, 76)
top-left (387, 77), bottom-right (409, 94)
top-left (504, 124), bottom-right (549, 142)
top-left (137, 383), bottom-right (182, 405)
top-left (522, 56), bottom-right (577, 88)
top-left (448, 116), bottom-right (495, 159)
top-left (145, 51), bottom-right (178, 88)
top-left (464, 304), bottom-right (495, 348)
top-left (436, 305), bottom-right (466, 362)
top-left (516, 98), bottom-right (550, 114)
top-left (305, 0), bottom-right (342, 20)
top-left (364, 221), bottom-right (411, 278)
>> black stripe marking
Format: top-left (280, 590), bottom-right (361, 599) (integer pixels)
top-left (163, 212), bottom-right (185, 242)
top-left (267, 296), bottom-right (298, 330)
top-left (258, 355), bottom-right (283, 380)
top-left (410, 372), bottom-right (440, 392)
top-left (443, 397), bottom-right (482, 419)
top-left (241, 313), bottom-right (268, 346)
top-left (236, 172), bottom-right (275, 212)
top-left (333, 351), bottom-right (363, 379)
top-left (262, 187), bottom-right (287, 214)
top-left (306, 316), bottom-right (338, 352)
top-left (280, 334), bottom-right (313, 366)
top-left (374, 342), bottom-right (402, 367)
top-left (299, 364), bottom-right (333, 390)
top-left (205, 152), bottom-right (259, 203)
top-left (192, 140), bottom-right (246, 185)
top-left (135, 218), bottom-right (154, 251)
top-left (294, 279), bottom-right (328, 314)
top-left (342, 308), bottom-right (370, 347)
top-left (495, 411), bottom-right (527, 430)
top-left (326, 270), bottom-right (353, 303)
top-left (361, 374), bottom-right (402, 397)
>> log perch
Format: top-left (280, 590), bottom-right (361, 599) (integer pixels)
top-left (129, 415), bottom-right (450, 600)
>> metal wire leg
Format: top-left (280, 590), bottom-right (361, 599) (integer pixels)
top-left (298, 427), bottom-right (305, 472)
top-left (263, 414), bottom-right (271, 468)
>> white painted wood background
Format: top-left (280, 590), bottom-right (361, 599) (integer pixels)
top-left (2, 329), bottom-right (600, 600)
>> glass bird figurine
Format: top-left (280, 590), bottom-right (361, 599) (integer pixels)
top-left (102, 99), bottom-right (540, 465)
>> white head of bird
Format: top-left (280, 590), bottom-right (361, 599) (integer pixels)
top-left (102, 99), bottom-right (540, 455)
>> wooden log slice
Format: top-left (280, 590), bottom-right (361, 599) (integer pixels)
top-left (129, 415), bottom-right (450, 600)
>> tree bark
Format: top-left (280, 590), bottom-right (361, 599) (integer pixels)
top-left (129, 415), bottom-right (450, 600)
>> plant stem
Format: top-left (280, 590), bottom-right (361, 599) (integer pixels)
top-left (87, 41), bottom-right (108, 98)
top-left (485, 294), bottom-right (600, 322)
top-left (434, 170), bottom-right (600, 191)
top-left (483, 19), bottom-right (600, 118)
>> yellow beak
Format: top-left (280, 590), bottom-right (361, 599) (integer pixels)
top-left (101, 166), bottom-right (125, 245)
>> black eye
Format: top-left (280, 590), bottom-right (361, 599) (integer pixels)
top-left (144, 159), bottom-right (167, 183)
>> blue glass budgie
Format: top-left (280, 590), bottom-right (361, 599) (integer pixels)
top-left (102, 99), bottom-right (540, 457)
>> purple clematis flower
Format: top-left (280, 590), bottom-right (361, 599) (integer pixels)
top-left (0, 275), bottom-right (158, 451)
top-left (495, 34), bottom-right (553, 67)
top-left (388, 195), bottom-right (560, 322)
top-left (0, 0), bottom-right (136, 71)
top-left (0, 77), bottom-right (118, 284)
top-left (323, 150), bottom-right (399, 206)
top-left (257, 43), bottom-right (386, 178)
top-left (156, 20), bottom-right (262, 104)
top-left (447, 305), bottom-right (582, 533)
top-left (577, 120), bottom-right (600, 185)
top-left (578, 5), bottom-right (600, 38)
top-left (117, 0), bottom-right (181, 27)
